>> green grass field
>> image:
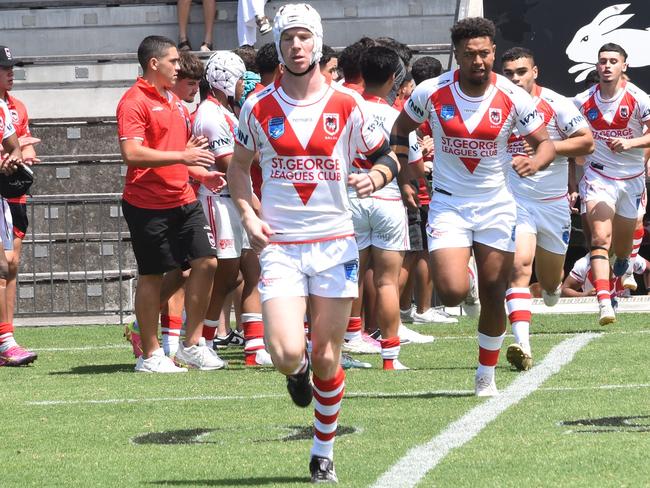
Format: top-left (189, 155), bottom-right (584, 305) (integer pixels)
top-left (2, 313), bottom-right (650, 487)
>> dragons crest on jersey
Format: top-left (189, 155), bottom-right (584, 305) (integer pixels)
top-left (0, 118), bottom-right (4, 134)
top-left (323, 113), bottom-right (339, 136)
top-left (440, 104), bottom-right (455, 121)
top-left (489, 108), bottom-right (502, 125)
top-left (619, 105), bottom-right (630, 119)
top-left (268, 116), bottom-right (285, 139)
top-left (9, 110), bottom-right (18, 124)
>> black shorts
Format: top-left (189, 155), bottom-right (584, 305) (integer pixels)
top-left (8, 202), bottom-right (28, 239)
top-left (407, 206), bottom-right (423, 252)
top-left (419, 204), bottom-right (429, 248)
top-left (122, 199), bottom-right (217, 275)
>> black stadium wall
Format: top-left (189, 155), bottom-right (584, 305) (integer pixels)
top-left (484, 1), bottom-right (650, 97)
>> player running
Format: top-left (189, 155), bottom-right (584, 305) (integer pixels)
top-left (500, 47), bottom-right (594, 370)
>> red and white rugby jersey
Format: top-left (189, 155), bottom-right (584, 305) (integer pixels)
top-left (349, 94), bottom-right (422, 200)
top-left (0, 98), bottom-right (16, 142)
top-left (236, 80), bottom-right (386, 243)
top-left (507, 85), bottom-right (588, 200)
top-left (569, 254), bottom-right (648, 296)
top-left (573, 81), bottom-right (650, 179)
top-left (404, 69), bottom-right (543, 197)
top-left (192, 96), bottom-right (238, 197)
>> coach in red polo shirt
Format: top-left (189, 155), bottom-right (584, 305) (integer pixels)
top-left (117, 35), bottom-right (223, 373)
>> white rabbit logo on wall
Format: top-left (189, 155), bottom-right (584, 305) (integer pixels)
top-left (566, 3), bottom-right (650, 83)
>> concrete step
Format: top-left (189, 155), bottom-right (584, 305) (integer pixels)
top-left (30, 119), bottom-right (119, 156)
top-left (31, 159), bottom-right (125, 195)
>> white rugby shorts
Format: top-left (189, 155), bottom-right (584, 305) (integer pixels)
top-left (350, 197), bottom-right (409, 251)
top-left (515, 195), bottom-right (571, 255)
top-left (426, 186), bottom-right (516, 253)
top-left (199, 194), bottom-right (250, 259)
top-left (257, 236), bottom-right (359, 302)
top-left (579, 166), bottom-right (646, 220)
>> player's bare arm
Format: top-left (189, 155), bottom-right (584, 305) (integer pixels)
top-left (608, 120), bottom-right (650, 153)
top-left (554, 127), bottom-right (595, 158)
top-left (348, 139), bottom-right (400, 198)
top-left (228, 142), bottom-right (273, 253)
top-left (1, 131), bottom-right (22, 174)
top-left (120, 138), bottom-right (215, 168)
top-left (512, 126), bottom-right (555, 177)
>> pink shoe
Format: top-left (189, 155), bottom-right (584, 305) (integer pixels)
top-left (0, 345), bottom-right (38, 366)
top-left (124, 323), bottom-right (143, 358)
top-left (362, 331), bottom-right (381, 349)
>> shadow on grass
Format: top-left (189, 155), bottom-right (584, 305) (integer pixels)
top-left (149, 477), bottom-right (305, 486)
top-left (347, 390), bottom-right (473, 400)
top-left (49, 363), bottom-right (134, 375)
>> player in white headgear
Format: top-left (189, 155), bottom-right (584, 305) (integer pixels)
top-left (194, 51), bottom-right (273, 367)
top-left (228, 3), bottom-right (401, 483)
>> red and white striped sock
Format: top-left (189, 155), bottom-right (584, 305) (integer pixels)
top-left (379, 336), bottom-right (401, 370)
top-left (0, 322), bottom-right (16, 352)
top-left (201, 319), bottom-right (219, 349)
top-left (242, 313), bottom-right (265, 366)
top-left (505, 287), bottom-right (532, 348)
top-left (477, 331), bottom-right (506, 378)
top-left (161, 314), bottom-right (183, 356)
top-left (631, 227), bottom-right (644, 262)
top-left (311, 366), bottom-right (345, 461)
top-left (594, 279), bottom-right (611, 305)
top-left (344, 317), bottom-right (362, 343)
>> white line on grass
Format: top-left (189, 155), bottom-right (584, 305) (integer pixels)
top-left (371, 333), bottom-right (601, 488)
top-left (32, 344), bottom-right (129, 352)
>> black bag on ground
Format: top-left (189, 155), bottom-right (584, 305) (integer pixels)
top-left (0, 164), bottom-right (34, 198)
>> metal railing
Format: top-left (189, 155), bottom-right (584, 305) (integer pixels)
top-left (16, 193), bottom-right (135, 322)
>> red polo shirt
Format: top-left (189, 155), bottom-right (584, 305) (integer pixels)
top-left (117, 77), bottom-right (195, 209)
top-left (3, 94), bottom-right (31, 204)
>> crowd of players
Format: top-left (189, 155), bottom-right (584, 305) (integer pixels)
top-left (3, 3), bottom-right (650, 483)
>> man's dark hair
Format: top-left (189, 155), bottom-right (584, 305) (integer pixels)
top-left (338, 37), bottom-right (376, 81)
top-left (411, 56), bottom-right (442, 85)
top-left (598, 43), bottom-right (628, 61)
top-left (584, 69), bottom-right (600, 88)
top-left (375, 37), bottom-right (413, 68)
top-left (255, 43), bottom-right (279, 76)
top-left (319, 44), bottom-right (338, 68)
top-left (501, 46), bottom-right (535, 66)
top-left (177, 51), bottom-right (204, 80)
top-left (233, 45), bottom-right (258, 72)
top-left (360, 46), bottom-right (400, 88)
top-left (450, 17), bottom-right (496, 47)
top-left (137, 35), bottom-right (176, 71)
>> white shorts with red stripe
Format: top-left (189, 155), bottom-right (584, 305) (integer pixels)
top-left (0, 198), bottom-right (13, 251)
top-left (199, 193), bottom-right (250, 259)
top-left (258, 236), bottom-right (359, 302)
top-left (350, 197), bottom-right (409, 251)
top-left (579, 166), bottom-right (646, 220)
top-left (426, 186), bottom-right (516, 253)
top-left (515, 194), bottom-right (571, 255)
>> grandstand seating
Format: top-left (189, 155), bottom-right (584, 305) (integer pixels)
top-left (3, 0), bottom-right (475, 317)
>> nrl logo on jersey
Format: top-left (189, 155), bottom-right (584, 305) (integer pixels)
top-left (323, 113), bottom-right (339, 136)
top-left (619, 105), bottom-right (630, 119)
top-left (269, 116), bottom-right (285, 139)
top-left (489, 108), bottom-right (502, 125)
top-left (440, 105), bottom-right (455, 121)
top-left (587, 108), bottom-right (599, 121)
top-left (9, 110), bottom-right (18, 124)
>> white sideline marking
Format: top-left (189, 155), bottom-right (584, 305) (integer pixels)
top-left (371, 333), bottom-right (600, 488)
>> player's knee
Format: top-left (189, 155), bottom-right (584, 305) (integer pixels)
top-left (0, 261), bottom-right (9, 281)
top-left (310, 346), bottom-right (338, 373)
top-left (436, 286), bottom-right (466, 307)
top-left (268, 346), bottom-right (304, 375)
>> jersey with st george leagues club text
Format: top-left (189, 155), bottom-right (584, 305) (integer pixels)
top-left (192, 96), bottom-right (238, 197)
top-left (574, 81), bottom-right (650, 179)
top-left (404, 70), bottom-right (543, 197)
top-left (507, 85), bottom-right (588, 200)
top-left (349, 94), bottom-right (422, 200)
top-left (236, 80), bottom-right (385, 243)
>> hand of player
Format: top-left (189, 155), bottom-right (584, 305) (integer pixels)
top-left (186, 135), bottom-right (209, 150)
top-left (512, 155), bottom-right (542, 177)
top-left (0, 153), bottom-right (20, 174)
top-left (201, 170), bottom-right (226, 193)
top-left (242, 213), bottom-right (274, 253)
top-left (568, 191), bottom-right (580, 214)
top-left (606, 137), bottom-right (632, 153)
top-left (521, 140), bottom-right (535, 157)
top-left (182, 147), bottom-right (215, 168)
top-left (348, 173), bottom-right (375, 198)
top-left (21, 157), bottom-right (40, 166)
top-left (418, 135), bottom-right (433, 158)
top-left (400, 182), bottom-right (419, 210)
